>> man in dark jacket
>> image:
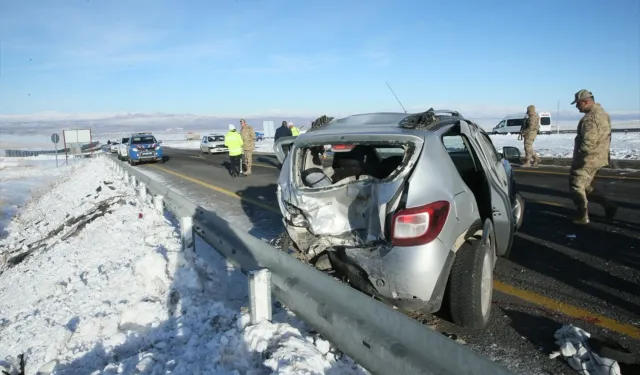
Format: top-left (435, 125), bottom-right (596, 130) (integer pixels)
top-left (274, 120), bottom-right (293, 159)
top-left (274, 120), bottom-right (292, 142)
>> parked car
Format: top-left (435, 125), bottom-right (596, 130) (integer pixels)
top-left (126, 133), bottom-right (164, 165)
top-left (256, 131), bottom-right (265, 141)
top-left (199, 134), bottom-right (228, 154)
top-left (272, 109), bottom-right (524, 329)
top-left (109, 142), bottom-right (120, 153)
top-left (116, 137), bottom-right (130, 161)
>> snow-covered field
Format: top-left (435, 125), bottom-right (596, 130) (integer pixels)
top-left (158, 132), bottom-right (640, 160)
top-left (0, 156), bottom-right (71, 237)
top-left (0, 156), bottom-right (367, 375)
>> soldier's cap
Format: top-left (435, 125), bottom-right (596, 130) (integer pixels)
top-left (571, 89), bottom-right (593, 105)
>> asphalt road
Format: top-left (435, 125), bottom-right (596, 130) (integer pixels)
top-left (127, 147), bottom-right (640, 374)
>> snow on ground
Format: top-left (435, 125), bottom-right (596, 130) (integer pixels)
top-left (489, 132), bottom-right (640, 160)
top-left (0, 156), bottom-right (368, 375)
top-left (0, 156), bottom-right (71, 238)
top-left (160, 132), bottom-right (640, 160)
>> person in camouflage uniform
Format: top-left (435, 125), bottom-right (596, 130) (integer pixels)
top-left (569, 89), bottom-right (617, 224)
top-left (521, 105), bottom-right (541, 167)
top-left (240, 118), bottom-right (256, 175)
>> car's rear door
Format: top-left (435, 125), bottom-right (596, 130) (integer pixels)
top-left (460, 122), bottom-right (514, 256)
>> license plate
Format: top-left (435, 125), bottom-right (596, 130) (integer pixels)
top-left (141, 152), bottom-right (153, 156)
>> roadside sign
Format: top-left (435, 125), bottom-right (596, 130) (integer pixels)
top-left (51, 133), bottom-right (60, 167)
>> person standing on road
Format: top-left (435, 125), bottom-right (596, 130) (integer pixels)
top-left (240, 118), bottom-right (256, 175)
top-left (569, 89), bottom-right (617, 224)
top-left (224, 124), bottom-right (244, 178)
top-left (288, 122), bottom-right (300, 136)
top-left (274, 120), bottom-right (293, 158)
top-left (274, 120), bottom-right (293, 142)
top-left (521, 105), bottom-right (542, 167)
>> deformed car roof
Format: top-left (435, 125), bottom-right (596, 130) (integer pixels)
top-left (304, 109), bottom-right (474, 137)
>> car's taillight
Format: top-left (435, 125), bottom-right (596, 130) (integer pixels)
top-left (331, 144), bottom-right (355, 152)
top-left (391, 201), bottom-right (450, 247)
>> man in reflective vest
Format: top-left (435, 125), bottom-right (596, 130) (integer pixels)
top-left (224, 124), bottom-right (244, 177)
top-left (288, 122), bottom-right (300, 136)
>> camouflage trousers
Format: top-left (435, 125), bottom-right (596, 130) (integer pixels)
top-left (242, 150), bottom-right (253, 173)
top-left (522, 137), bottom-right (540, 165)
top-left (569, 166), bottom-right (612, 214)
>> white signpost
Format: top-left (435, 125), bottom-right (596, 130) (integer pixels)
top-left (262, 121), bottom-right (275, 138)
top-left (63, 129), bottom-right (92, 163)
top-left (51, 133), bottom-right (60, 167)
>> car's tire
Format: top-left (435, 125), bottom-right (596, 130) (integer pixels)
top-left (514, 192), bottom-right (525, 231)
top-left (448, 236), bottom-right (494, 330)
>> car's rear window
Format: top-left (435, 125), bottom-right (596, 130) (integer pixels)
top-left (540, 117), bottom-right (551, 126)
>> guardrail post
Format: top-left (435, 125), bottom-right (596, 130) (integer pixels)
top-left (153, 195), bottom-right (164, 212)
top-left (123, 170), bottom-right (129, 182)
top-left (248, 269), bottom-right (272, 325)
top-left (139, 182), bottom-right (147, 201)
top-left (130, 175), bottom-right (136, 187)
top-left (180, 216), bottom-right (195, 255)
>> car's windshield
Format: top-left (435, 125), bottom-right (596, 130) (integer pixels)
top-left (540, 117), bottom-right (551, 125)
top-left (131, 136), bottom-right (156, 144)
top-left (122, 138), bottom-right (130, 143)
top-left (208, 136), bottom-right (224, 142)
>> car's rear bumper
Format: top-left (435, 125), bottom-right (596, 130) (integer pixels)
top-left (290, 228), bottom-right (454, 313)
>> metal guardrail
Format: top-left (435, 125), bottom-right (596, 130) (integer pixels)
top-left (103, 153), bottom-right (516, 375)
top-left (2, 142), bottom-right (102, 158)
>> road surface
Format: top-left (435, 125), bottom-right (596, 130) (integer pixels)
top-left (122, 147), bottom-right (640, 374)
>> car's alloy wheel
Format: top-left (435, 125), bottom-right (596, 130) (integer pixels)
top-left (480, 245), bottom-right (493, 317)
top-left (514, 193), bottom-right (525, 230)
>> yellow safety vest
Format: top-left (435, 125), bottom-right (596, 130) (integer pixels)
top-left (224, 131), bottom-right (244, 156)
top-left (291, 127), bottom-right (300, 136)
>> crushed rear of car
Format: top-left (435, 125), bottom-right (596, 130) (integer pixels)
top-left (273, 110), bottom-right (523, 329)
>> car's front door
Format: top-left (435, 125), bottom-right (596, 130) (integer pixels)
top-left (460, 122), bottom-right (514, 256)
top-left (274, 136), bottom-right (297, 164)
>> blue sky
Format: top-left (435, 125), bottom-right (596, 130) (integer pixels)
top-left (1, 0), bottom-right (639, 119)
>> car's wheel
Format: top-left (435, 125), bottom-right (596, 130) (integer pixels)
top-left (128, 157), bottom-right (136, 166)
top-left (514, 192), bottom-right (525, 231)
top-left (448, 236), bottom-right (494, 330)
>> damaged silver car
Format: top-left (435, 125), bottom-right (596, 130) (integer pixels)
top-left (273, 109), bottom-right (525, 329)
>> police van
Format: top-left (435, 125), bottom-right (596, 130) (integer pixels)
top-left (492, 112), bottom-right (552, 135)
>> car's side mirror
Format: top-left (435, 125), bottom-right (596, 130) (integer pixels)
top-left (158, 140), bottom-right (163, 144)
top-left (502, 146), bottom-right (521, 162)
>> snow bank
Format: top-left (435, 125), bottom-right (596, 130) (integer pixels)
top-left (0, 157), bottom-right (70, 238)
top-left (161, 132), bottom-right (640, 160)
top-left (0, 157), bottom-right (368, 375)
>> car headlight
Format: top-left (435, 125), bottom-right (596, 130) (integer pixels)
top-left (285, 203), bottom-right (308, 228)
top-left (155, 146), bottom-right (161, 151)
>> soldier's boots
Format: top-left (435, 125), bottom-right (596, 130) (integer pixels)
top-left (532, 155), bottom-right (541, 167)
top-left (572, 191), bottom-right (618, 225)
top-left (572, 209), bottom-right (590, 225)
top-left (589, 190), bottom-right (618, 220)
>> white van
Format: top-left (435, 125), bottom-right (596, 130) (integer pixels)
top-left (492, 112), bottom-right (552, 135)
